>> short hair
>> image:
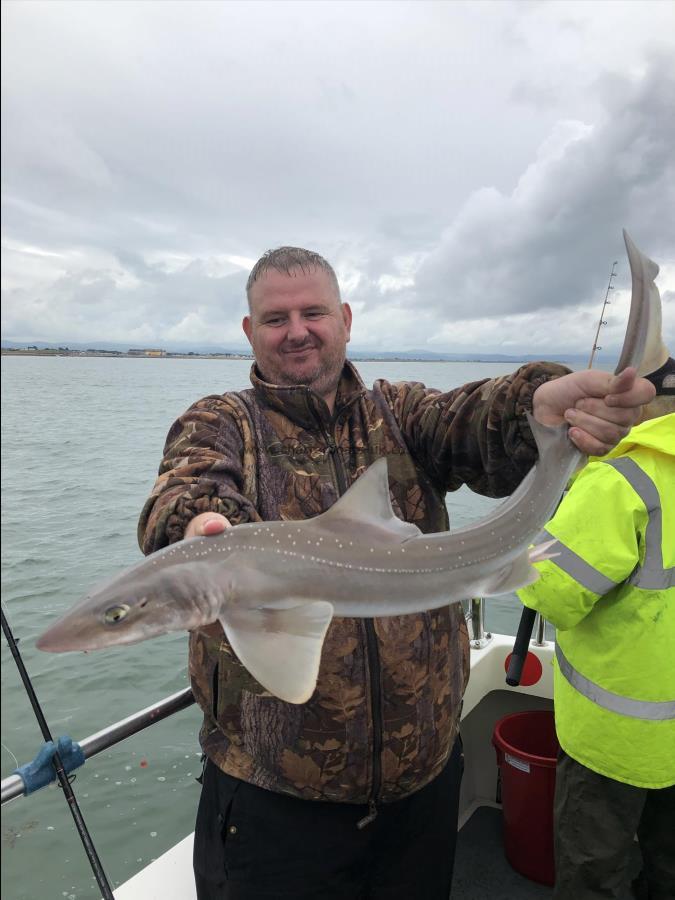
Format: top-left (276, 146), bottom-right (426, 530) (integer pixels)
top-left (246, 247), bottom-right (340, 306)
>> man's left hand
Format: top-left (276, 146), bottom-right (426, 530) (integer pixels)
top-left (532, 367), bottom-right (656, 456)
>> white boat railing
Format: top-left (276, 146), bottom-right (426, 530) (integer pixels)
top-left (467, 597), bottom-right (493, 649)
top-left (1, 686), bottom-right (195, 805)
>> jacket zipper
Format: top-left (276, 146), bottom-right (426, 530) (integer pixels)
top-left (318, 416), bottom-right (383, 828)
top-left (357, 620), bottom-right (382, 829)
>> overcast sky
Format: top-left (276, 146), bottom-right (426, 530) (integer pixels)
top-left (2, 0), bottom-right (674, 357)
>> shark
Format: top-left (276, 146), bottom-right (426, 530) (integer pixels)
top-left (36, 231), bottom-right (667, 704)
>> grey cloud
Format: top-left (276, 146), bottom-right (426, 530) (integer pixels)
top-left (1, 1), bottom-right (541, 259)
top-left (411, 56), bottom-right (675, 321)
top-left (2, 2), bottom-right (675, 353)
top-left (510, 79), bottom-right (564, 110)
top-left (1, 259), bottom-right (248, 345)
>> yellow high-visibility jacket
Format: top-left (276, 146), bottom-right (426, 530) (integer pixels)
top-left (518, 413), bottom-right (675, 788)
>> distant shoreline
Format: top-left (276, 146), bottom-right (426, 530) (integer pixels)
top-left (1, 348), bottom-right (538, 364)
top-left (1, 348), bottom-right (253, 360)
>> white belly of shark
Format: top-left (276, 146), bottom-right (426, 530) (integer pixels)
top-left (36, 231), bottom-right (668, 703)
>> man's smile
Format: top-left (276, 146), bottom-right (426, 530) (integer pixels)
top-left (283, 345), bottom-right (318, 357)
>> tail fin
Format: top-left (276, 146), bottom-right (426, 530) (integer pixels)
top-left (620, 230), bottom-right (668, 377)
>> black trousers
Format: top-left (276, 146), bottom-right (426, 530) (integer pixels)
top-left (194, 737), bottom-right (464, 899)
top-left (554, 750), bottom-right (675, 900)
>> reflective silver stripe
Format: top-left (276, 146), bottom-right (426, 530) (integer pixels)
top-left (604, 458), bottom-right (674, 590)
top-left (638, 566), bottom-right (675, 590)
top-left (556, 643), bottom-right (675, 720)
top-left (535, 529), bottom-right (618, 595)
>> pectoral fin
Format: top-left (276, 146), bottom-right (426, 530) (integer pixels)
top-left (481, 553), bottom-right (539, 596)
top-left (220, 600), bottom-right (334, 704)
top-left (528, 539), bottom-right (559, 565)
top-left (481, 541), bottom-right (560, 596)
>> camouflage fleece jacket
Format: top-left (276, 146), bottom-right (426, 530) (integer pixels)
top-left (138, 359), bottom-right (568, 805)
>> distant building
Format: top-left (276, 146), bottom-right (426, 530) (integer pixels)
top-left (128, 348), bottom-right (167, 357)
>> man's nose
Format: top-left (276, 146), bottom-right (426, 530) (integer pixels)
top-left (287, 314), bottom-right (310, 341)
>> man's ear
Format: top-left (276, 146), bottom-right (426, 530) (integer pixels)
top-left (242, 315), bottom-right (253, 345)
top-left (342, 302), bottom-right (352, 342)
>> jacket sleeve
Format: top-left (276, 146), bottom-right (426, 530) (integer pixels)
top-left (517, 460), bottom-right (646, 630)
top-left (376, 361), bottom-right (571, 497)
top-left (138, 393), bottom-right (261, 555)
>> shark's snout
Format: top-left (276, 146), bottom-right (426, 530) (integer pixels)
top-left (36, 618), bottom-right (87, 653)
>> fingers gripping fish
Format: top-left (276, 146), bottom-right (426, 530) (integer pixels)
top-left (36, 232), bottom-right (665, 704)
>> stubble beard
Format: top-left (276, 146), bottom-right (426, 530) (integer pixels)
top-left (266, 343), bottom-right (346, 400)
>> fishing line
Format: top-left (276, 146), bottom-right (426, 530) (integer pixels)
top-left (1, 741), bottom-right (19, 769)
top-left (1, 606), bottom-right (115, 899)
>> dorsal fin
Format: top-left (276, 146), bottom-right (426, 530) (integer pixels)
top-left (311, 458), bottom-right (422, 542)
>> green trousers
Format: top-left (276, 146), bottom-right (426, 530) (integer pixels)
top-left (553, 751), bottom-right (675, 900)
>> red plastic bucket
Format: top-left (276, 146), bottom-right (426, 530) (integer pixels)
top-left (492, 710), bottom-right (559, 886)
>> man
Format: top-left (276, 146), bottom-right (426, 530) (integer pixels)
top-left (138, 247), bottom-right (653, 899)
top-left (517, 358), bottom-right (675, 900)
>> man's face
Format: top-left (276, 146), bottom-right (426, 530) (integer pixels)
top-left (243, 267), bottom-right (352, 407)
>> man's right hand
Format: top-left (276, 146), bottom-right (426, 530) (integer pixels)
top-left (184, 512), bottom-right (231, 539)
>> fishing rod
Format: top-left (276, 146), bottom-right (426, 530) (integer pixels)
top-left (1, 606), bottom-right (115, 899)
top-left (2, 686), bottom-right (196, 805)
top-left (587, 260), bottom-right (618, 370)
top-left (507, 258), bottom-right (619, 686)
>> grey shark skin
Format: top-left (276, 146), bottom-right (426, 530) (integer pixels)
top-left (36, 231), bottom-right (664, 704)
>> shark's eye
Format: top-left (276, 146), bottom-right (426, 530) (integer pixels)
top-left (103, 604), bottom-right (130, 625)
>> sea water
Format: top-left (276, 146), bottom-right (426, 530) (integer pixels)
top-left (1, 355), bottom-right (570, 899)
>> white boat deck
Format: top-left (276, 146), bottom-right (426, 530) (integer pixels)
top-left (114, 834), bottom-right (196, 900)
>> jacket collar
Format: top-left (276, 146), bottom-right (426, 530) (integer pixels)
top-left (249, 360), bottom-right (366, 429)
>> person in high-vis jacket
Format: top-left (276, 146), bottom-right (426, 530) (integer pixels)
top-left (518, 356), bottom-right (675, 900)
